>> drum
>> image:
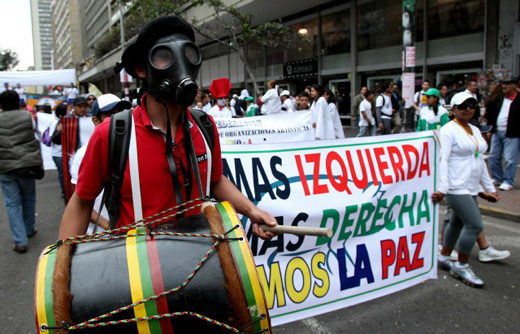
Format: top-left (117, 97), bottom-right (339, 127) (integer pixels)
top-left (35, 201), bottom-right (271, 333)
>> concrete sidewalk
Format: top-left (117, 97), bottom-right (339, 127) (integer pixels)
top-left (342, 126), bottom-right (520, 222)
top-left (477, 164), bottom-right (520, 222)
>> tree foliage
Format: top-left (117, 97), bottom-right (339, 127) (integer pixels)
top-left (0, 49), bottom-right (20, 71)
top-left (116, 0), bottom-right (309, 93)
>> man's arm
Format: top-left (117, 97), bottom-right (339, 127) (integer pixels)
top-left (211, 175), bottom-right (277, 240)
top-left (58, 192), bottom-right (94, 239)
top-left (361, 111), bottom-right (371, 126)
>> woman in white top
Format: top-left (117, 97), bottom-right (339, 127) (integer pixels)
top-left (48, 102), bottom-right (70, 198)
top-left (432, 92), bottom-right (498, 288)
top-left (310, 84), bottom-right (335, 140)
top-left (323, 89), bottom-right (345, 139)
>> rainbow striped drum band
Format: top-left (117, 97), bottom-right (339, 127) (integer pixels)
top-left (35, 201), bottom-right (272, 333)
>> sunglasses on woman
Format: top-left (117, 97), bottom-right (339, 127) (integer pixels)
top-left (455, 102), bottom-right (477, 110)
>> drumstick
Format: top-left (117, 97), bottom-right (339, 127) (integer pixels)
top-left (260, 224), bottom-right (333, 238)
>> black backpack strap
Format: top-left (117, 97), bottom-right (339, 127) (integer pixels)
top-left (186, 108), bottom-right (215, 199)
top-left (105, 109), bottom-right (133, 230)
top-left (189, 108), bottom-right (214, 152)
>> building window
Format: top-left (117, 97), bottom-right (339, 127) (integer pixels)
top-left (321, 10), bottom-right (350, 55)
top-left (428, 0), bottom-right (485, 40)
top-left (357, 0), bottom-right (402, 51)
top-left (288, 17), bottom-right (318, 62)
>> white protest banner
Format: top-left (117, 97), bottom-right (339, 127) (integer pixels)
top-left (221, 131), bottom-right (440, 326)
top-left (215, 111), bottom-right (315, 145)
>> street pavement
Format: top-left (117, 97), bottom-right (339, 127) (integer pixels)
top-left (1, 130), bottom-right (519, 333)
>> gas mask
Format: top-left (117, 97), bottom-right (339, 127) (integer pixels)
top-left (146, 34), bottom-right (201, 108)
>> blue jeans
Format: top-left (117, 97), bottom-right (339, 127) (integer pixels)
top-left (53, 156), bottom-right (65, 195)
top-left (489, 131), bottom-right (520, 186)
top-left (357, 125), bottom-right (376, 137)
top-left (0, 173), bottom-right (36, 246)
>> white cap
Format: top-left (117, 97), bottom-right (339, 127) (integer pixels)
top-left (232, 94), bottom-right (238, 98)
top-left (450, 92), bottom-right (477, 107)
top-left (281, 90), bottom-right (291, 97)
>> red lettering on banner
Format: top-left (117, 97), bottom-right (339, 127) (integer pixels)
top-left (395, 236), bottom-right (411, 275)
top-left (387, 146), bottom-right (405, 182)
top-left (306, 153), bottom-right (329, 195)
top-left (418, 142), bottom-right (430, 178)
top-left (374, 147), bottom-right (393, 185)
top-left (295, 155), bottom-right (310, 196)
top-left (380, 232), bottom-right (426, 279)
top-left (364, 149), bottom-right (380, 186)
top-left (346, 150), bottom-right (369, 189)
top-left (410, 231), bottom-right (425, 270)
top-left (326, 151), bottom-right (352, 194)
top-left (402, 145), bottom-right (419, 180)
top-left (380, 239), bottom-right (395, 279)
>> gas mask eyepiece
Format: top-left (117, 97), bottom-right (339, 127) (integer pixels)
top-left (147, 34), bottom-right (201, 107)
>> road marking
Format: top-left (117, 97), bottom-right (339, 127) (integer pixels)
top-left (302, 318), bottom-right (333, 334)
top-left (483, 220), bottom-right (520, 234)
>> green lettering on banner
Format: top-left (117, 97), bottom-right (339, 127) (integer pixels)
top-left (338, 204), bottom-right (358, 242)
top-left (399, 192), bottom-right (416, 228)
top-left (369, 199), bottom-right (387, 235)
top-left (316, 209), bottom-right (340, 246)
top-left (416, 189), bottom-right (431, 225)
top-left (384, 195), bottom-right (401, 231)
top-left (354, 202), bottom-right (374, 237)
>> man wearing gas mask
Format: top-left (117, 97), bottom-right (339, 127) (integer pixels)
top-left (58, 16), bottom-right (277, 240)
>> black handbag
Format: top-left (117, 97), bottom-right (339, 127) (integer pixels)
top-left (16, 165), bottom-right (45, 180)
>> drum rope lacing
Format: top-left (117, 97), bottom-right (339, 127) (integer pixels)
top-left (42, 198), bottom-right (268, 333)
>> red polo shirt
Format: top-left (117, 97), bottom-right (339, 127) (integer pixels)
top-left (76, 96), bottom-right (223, 227)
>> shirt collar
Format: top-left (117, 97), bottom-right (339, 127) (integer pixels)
top-left (505, 91), bottom-right (517, 100)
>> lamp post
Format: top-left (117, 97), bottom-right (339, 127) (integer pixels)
top-left (119, 0), bottom-right (129, 101)
top-left (401, 0), bottom-right (416, 132)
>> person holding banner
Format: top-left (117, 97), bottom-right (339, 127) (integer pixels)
top-left (432, 92), bottom-right (498, 288)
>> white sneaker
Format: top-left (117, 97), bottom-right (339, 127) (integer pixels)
top-left (438, 244), bottom-right (458, 261)
top-left (498, 183), bottom-right (514, 191)
top-left (490, 179), bottom-right (501, 186)
top-left (450, 264), bottom-right (484, 287)
top-left (479, 246), bottom-right (511, 262)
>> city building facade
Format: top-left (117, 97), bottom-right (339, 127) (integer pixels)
top-left (30, 0), bottom-right (53, 71)
top-left (51, 0), bottom-right (84, 70)
top-left (65, 0), bottom-right (520, 116)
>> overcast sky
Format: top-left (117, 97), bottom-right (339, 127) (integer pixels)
top-left (0, 0), bottom-right (34, 70)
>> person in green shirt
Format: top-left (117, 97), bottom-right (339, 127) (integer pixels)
top-left (245, 96), bottom-right (258, 117)
top-left (417, 88), bottom-right (450, 131)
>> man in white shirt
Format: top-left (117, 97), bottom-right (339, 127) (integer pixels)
top-left (357, 90), bottom-right (376, 137)
top-left (438, 83), bottom-right (448, 106)
top-left (14, 83), bottom-right (26, 102)
top-left (376, 84), bottom-right (393, 135)
top-left (65, 83), bottom-right (79, 104)
top-left (260, 80), bottom-right (281, 115)
top-left (487, 77), bottom-right (520, 191)
top-left (201, 92), bottom-right (212, 114)
top-left (280, 90), bottom-right (293, 112)
top-left (414, 80), bottom-right (430, 112)
top-left (0, 82), bottom-right (11, 94)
